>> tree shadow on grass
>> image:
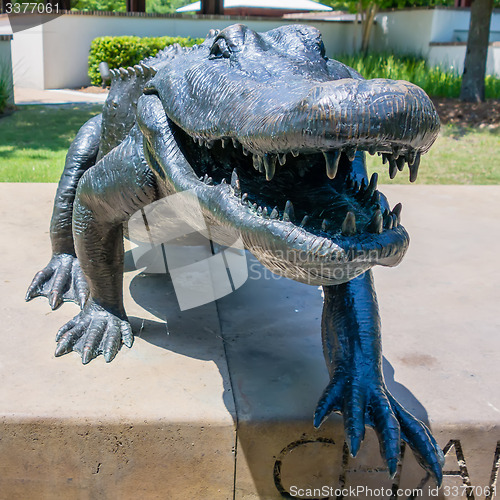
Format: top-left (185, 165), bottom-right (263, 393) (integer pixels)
top-left (0, 104), bottom-right (102, 156)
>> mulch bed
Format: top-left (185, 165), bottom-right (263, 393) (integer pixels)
top-left (431, 98), bottom-right (500, 128)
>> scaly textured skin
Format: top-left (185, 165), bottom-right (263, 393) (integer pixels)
top-left (26, 24), bottom-right (444, 483)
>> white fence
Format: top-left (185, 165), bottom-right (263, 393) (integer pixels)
top-left (0, 34), bottom-right (14, 105)
top-left (5, 7), bottom-right (500, 89)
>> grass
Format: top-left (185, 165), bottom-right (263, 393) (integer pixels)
top-left (366, 125), bottom-right (500, 185)
top-left (335, 53), bottom-right (500, 99)
top-left (0, 104), bottom-right (499, 185)
top-left (0, 104), bottom-right (102, 182)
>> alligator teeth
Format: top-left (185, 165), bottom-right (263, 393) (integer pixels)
top-left (241, 193), bottom-right (249, 204)
top-left (408, 150), bottom-right (417, 166)
top-left (202, 174), bottom-right (213, 185)
top-left (127, 67), bottom-right (135, 77)
top-left (253, 155), bottom-right (264, 173)
top-left (346, 147), bottom-right (356, 162)
top-left (389, 158), bottom-right (398, 179)
top-left (341, 212), bottom-right (356, 236)
top-left (392, 202), bottom-right (402, 224)
top-left (323, 150), bottom-right (340, 179)
top-left (367, 209), bottom-right (383, 234)
top-left (231, 169), bottom-right (241, 195)
top-left (133, 65), bottom-right (143, 76)
top-left (257, 206), bottom-right (263, 215)
top-left (262, 207), bottom-right (268, 218)
top-left (263, 154), bottom-right (277, 181)
top-left (367, 172), bottom-right (378, 197)
top-left (283, 200), bottom-right (295, 222)
top-left (409, 153), bottom-right (420, 182)
top-left (242, 147), bottom-right (249, 156)
top-left (270, 207), bottom-right (279, 219)
top-left (368, 146), bottom-right (376, 156)
top-left (278, 153), bottom-right (287, 166)
top-left (385, 214), bottom-right (394, 230)
top-left (252, 203), bottom-right (258, 211)
top-left (392, 147), bottom-right (401, 160)
top-left (396, 155), bottom-right (405, 171)
top-left (221, 138), bottom-right (228, 149)
top-left (382, 153), bottom-right (389, 165)
top-left (392, 213), bottom-right (398, 227)
top-left (291, 150), bottom-right (299, 157)
top-left (119, 68), bottom-right (128, 78)
top-left (300, 215), bottom-right (310, 227)
top-left (321, 219), bottom-right (331, 232)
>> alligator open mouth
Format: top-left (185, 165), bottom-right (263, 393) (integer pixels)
top-left (176, 123), bottom-right (408, 239)
top-left (137, 24), bottom-right (440, 286)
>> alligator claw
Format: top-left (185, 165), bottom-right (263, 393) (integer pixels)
top-left (55, 300), bottom-right (133, 363)
top-left (314, 375), bottom-right (443, 485)
top-left (26, 254), bottom-right (89, 309)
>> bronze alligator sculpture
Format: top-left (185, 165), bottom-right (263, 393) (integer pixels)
top-left (26, 24), bottom-right (444, 484)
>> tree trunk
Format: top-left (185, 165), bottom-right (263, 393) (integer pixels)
top-left (460, 0), bottom-right (494, 102)
top-left (201, 0), bottom-right (224, 15)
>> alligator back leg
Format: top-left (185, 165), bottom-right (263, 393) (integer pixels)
top-left (315, 271), bottom-right (444, 484)
top-left (26, 114), bottom-right (103, 309)
top-left (54, 124), bottom-right (161, 364)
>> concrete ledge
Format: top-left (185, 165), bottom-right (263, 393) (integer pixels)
top-left (1, 184), bottom-right (499, 499)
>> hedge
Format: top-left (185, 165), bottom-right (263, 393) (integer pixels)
top-left (88, 35), bottom-right (204, 86)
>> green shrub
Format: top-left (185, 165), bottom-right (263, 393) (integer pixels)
top-left (0, 60), bottom-right (13, 114)
top-left (335, 52), bottom-right (500, 99)
top-left (88, 35), bottom-right (204, 86)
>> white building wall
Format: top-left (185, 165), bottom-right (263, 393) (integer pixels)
top-left (9, 8), bottom-right (500, 89)
top-left (20, 13), bottom-right (357, 89)
top-left (372, 9), bottom-right (435, 55)
top-left (428, 43), bottom-right (500, 77)
top-left (10, 21), bottom-right (45, 89)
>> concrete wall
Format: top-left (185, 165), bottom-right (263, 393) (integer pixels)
top-left (372, 9), bottom-right (435, 55)
top-left (0, 35), bottom-right (14, 105)
top-left (15, 13), bottom-right (355, 89)
top-left (10, 23), bottom-right (45, 89)
top-left (374, 8), bottom-right (500, 57)
top-left (428, 42), bottom-right (500, 77)
top-left (9, 8), bottom-right (500, 89)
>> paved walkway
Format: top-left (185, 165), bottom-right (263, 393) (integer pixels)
top-left (14, 87), bottom-right (108, 105)
top-left (1, 183), bottom-right (499, 499)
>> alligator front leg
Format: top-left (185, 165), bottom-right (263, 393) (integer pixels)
top-left (26, 115), bottom-right (102, 309)
top-left (314, 271), bottom-right (444, 484)
top-left (55, 127), bottom-right (160, 363)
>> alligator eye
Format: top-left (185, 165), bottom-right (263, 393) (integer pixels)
top-left (209, 38), bottom-right (231, 59)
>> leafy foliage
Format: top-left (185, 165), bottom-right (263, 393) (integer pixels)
top-left (146, 0), bottom-right (192, 14)
top-left (71, 0), bottom-right (126, 11)
top-left (88, 35), bottom-right (203, 85)
top-left (336, 52), bottom-right (500, 98)
top-left (0, 60), bottom-right (13, 114)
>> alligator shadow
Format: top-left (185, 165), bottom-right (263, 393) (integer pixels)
top-left (125, 249), bottom-right (442, 499)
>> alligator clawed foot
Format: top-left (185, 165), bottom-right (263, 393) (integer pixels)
top-left (314, 374), bottom-right (444, 485)
top-left (26, 254), bottom-right (89, 309)
top-left (55, 300), bottom-right (134, 364)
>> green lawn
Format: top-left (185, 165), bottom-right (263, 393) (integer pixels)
top-left (0, 104), bottom-right (102, 182)
top-left (0, 105), bottom-right (499, 184)
top-left (367, 125), bottom-right (500, 185)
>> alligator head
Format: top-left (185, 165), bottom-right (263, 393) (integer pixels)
top-left (137, 24), bottom-right (440, 285)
